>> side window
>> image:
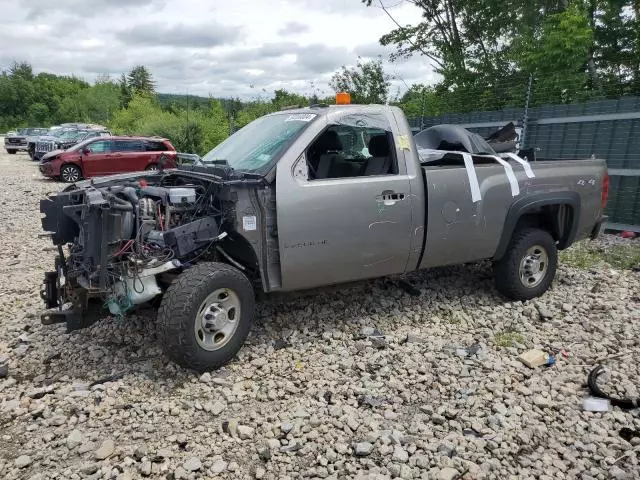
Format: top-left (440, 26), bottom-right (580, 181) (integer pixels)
top-left (144, 141), bottom-right (167, 152)
top-left (113, 140), bottom-right (143, 152)
top-left (306, 114), bottom-right (397, 180)
top-left (88, 140), bottom-right (111, 153)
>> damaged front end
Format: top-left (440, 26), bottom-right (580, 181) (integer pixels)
top-left (39, 169), bottom-right (252, 331)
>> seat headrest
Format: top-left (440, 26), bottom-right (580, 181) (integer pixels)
top-left (368, 135), bottom-right (389, 157)
top-left (316, 130), bottom-right (343, 152)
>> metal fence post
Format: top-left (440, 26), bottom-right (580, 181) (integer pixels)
top-left (521, 74), bottom-right (533, 149)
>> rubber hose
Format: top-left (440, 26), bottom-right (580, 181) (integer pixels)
top-left (587, 365), bottom-right (639, 409)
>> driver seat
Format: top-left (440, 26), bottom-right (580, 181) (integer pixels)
top-left (315, 131), bottom-right (343, 179)
top-left (361, 135), bottom-right (392, 176)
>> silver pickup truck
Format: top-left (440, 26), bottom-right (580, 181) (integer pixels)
top-left (39, 104), bottom-right (608, 371)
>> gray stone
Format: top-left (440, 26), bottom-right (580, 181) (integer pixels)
top-left (49, 414), bottom-right (66, 426)
top-left (346, 416), bottom-right (360, 431)
top-left (536, 304), bottom-right (553, 319)
top-left (211, 401), bottom-right (226, 416)
top-left (211, 459), bottom-right (228, 474)
top-left (140, 460), bottom-right (152, 476)
top-left (66, 429), bottom-right (84, 449)
top-left (95, 439), bottom-right (115, 460)
top-left (266, 438), bottom-right (281, 450)
top-left (437, 467), bottom-right (460, 480)
top-left (431, 413), bottom-right (447, 425)
top-left (183, 457), bottom-right (202, 472)
top-left (199, 372), bottom-right (211, 383)
top-left (78, 441), bottom-right (96, 454)
top-left (14, 455), bottom-right (32, 468)
top-left (354, 442), bottom-right (374, 457)
top-left (237, 425), bottom-right (254, 439)
top-left (493, 403), bottom-right (508, 415)
top-left (533, 395), bottom-right (553, 408)
top-left (80, 462), bottom-right (100, 475)
top-left (392, 446), bottom-right (409, 463)
top-left (281, 421), bottom-right (294, 434)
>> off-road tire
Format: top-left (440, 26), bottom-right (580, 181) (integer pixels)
top-left (6, 149), bottom-right (16, 154)
top-left (60, 164), bottom-right (82, 183)
top-left (494, 228), bottom-right (557, 300)
top-left (157, 262), bottom-right (254, 372)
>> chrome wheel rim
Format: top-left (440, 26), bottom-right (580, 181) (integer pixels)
top-left (147, 164), bottom-right (159, 171)
top-left (61, 166), bottom-right (79, 182)
top-left (194, 288), bottom-right (240, 351)
top-left (519, 245), bottom-right (549, 288)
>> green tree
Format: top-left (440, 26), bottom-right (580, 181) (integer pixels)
top-left (513, 4), bottom-right (593, 104)
top-left (27, 102), bottom-right (49, 124)
top-left (9, 62), bottom-right (34, 81)
top-left (329, 57), bottom-right (391, 104)
top-left (126, 66), bottom-right (156, 96)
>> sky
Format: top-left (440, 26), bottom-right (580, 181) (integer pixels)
top-left (0, 0), bottom-right (439, 99)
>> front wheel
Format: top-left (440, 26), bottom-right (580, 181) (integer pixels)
top-left (60, 164), bottom-right (82, 183)
top-left (157, 262), bottom-right (255, 371)
top-left (145, 163), bottom-right (159, 171)
top-left (494, 228), bottom-right (558, 300)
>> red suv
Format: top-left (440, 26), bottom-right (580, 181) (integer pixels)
top-left (39, 136), bottom-right (177, 182)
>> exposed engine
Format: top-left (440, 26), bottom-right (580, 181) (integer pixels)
top-left (41, 173), bottom-right (235, 319)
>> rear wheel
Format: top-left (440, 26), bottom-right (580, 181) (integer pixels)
top-left (494, 228), bottom-right (557, 300)
top-left (28, 145), bottom-right (35, 160)
top-left (60, 164), bottom-right (82, 183)
top-left (157, 262), bottom-right (254, 372)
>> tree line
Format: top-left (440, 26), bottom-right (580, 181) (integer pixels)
top-left (364, 0), bottom-right (640, 112)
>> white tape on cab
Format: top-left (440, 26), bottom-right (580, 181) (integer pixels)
top-left (461, 153), bottom-right (482, 203)
top-left (492, 156), bottom-right (520, 197)
top-left (503, 152), bottom-right (535, 178)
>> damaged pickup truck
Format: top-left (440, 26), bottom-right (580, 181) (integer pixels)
top-left (39, 102), bottom-right (608, 371)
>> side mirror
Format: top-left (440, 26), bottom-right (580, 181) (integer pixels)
top-left (83, 147), bottom-right (91, 155)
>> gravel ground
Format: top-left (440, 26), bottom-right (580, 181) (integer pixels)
top-left (0, 147), bottom-right (639, 480)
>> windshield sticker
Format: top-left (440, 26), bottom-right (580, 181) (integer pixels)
top-left (285, 114), bottom-right (316, 122)
top-left (242, 215), bottom-right (257, 231)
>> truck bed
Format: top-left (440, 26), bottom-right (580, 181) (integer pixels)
top-left (417, 150), bottom-right (606, 269)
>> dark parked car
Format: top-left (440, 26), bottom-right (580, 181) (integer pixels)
top-left (33, 129), bottom-right (111, 161)
top-left (5, 127), bottom-right (48, 154)
top-left (39, 136), bottom-right (177, 182)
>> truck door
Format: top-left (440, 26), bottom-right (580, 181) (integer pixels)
top-left (276, 112), bottom-right (413, 290)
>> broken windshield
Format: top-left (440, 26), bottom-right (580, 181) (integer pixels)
top-left (201, 112), bottom-right (317, 171)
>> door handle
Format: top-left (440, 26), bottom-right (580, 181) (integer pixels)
top-left (377, 191), bottom-right (406, 205)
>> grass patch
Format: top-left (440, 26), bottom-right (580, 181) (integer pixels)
top-left (602, 244), bottom-right (640, 270)
top-left (494, 330), bottom-right (524, 347)
top-left (559, 242), bottom-right (640, 270)
top-left (559, 243), bottom-right (603, 269)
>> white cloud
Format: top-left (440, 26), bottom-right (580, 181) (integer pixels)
top-left (0, 0), bottom-right (439, 98)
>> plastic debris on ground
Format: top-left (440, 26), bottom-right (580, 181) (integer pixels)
top-left (518, 349), bottom-right (554, 368)
top-left (583, 396), bottom-right (611, 412)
